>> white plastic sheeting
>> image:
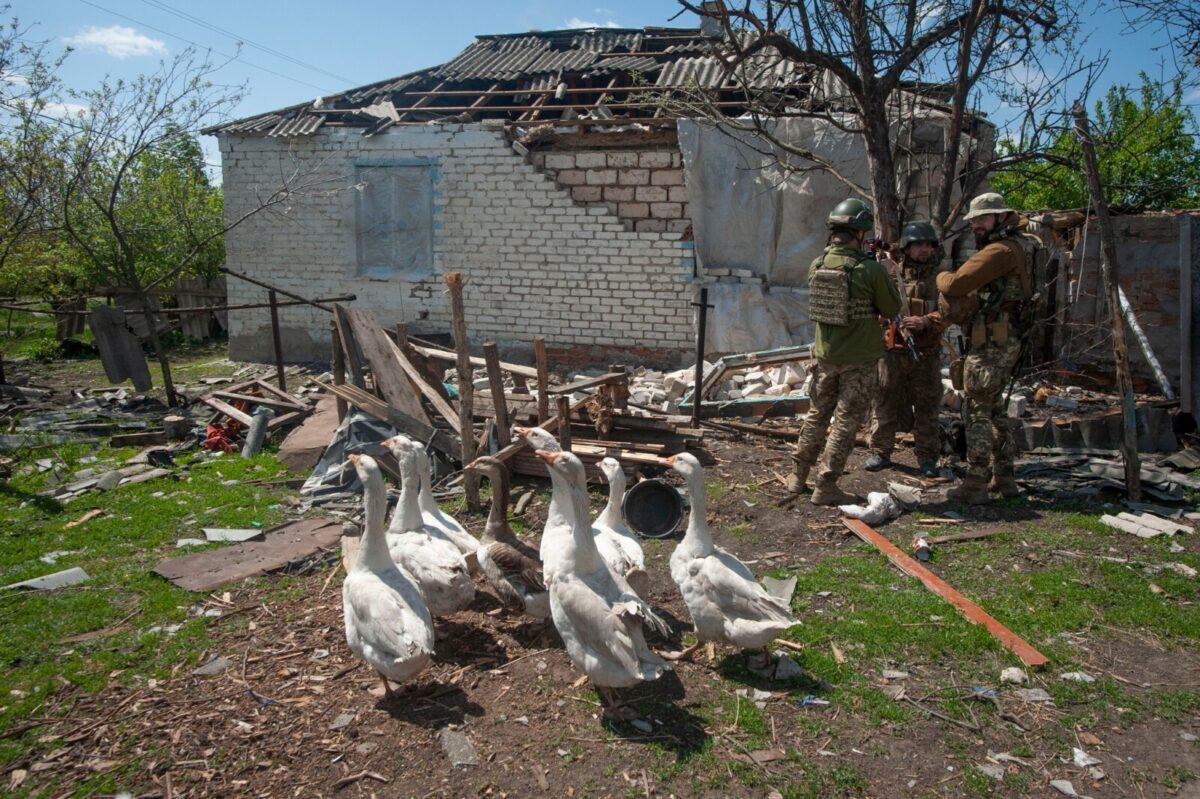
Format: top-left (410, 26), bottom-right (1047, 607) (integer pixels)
top-left (679, 115), bottom-right (871, 287)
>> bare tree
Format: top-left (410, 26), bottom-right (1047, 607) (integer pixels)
top-left (56, 49), bottom-right (308, 405)
top-left (673, 0), bottom-right (1097, 240)
top-left (1114, 0), bottom-right (1200, 75)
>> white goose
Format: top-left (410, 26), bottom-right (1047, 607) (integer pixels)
top-left (383, 437), bottom-right (475, 618)
top-left (343, 454), bottom-right (434, 697)
top-left (665, 452), bottom-right (797, 659)
top-left (511, 425), bottom-right (640, 589)
top-left (594, 457), bottom-right (650, 600)
top-left (384, 436), bottom-right (481, 574)
top-left (537, 448), bottom-right (669, 716)
top-left (465, 456), bottom-right (550, 620)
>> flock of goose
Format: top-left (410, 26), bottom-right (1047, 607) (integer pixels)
top-left (342, 426), bottom-right (798, 717)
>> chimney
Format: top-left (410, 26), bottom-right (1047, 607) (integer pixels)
top-left (699, 1), bottom-right (724, 38)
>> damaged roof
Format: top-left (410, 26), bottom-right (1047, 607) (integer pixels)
top-left (205, 26), bottom-right (829, 138)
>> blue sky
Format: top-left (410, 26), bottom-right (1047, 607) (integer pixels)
top-left (11, 0), bottom-right (1198, 171)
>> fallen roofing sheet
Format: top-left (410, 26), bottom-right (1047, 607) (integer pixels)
top-left (153, 518), bottom-right (341, 592)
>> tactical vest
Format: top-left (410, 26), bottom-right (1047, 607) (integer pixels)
top-left (972, 227), bottom-right (1042, 347)
top-left (809, 249), bottom-right (875, 326)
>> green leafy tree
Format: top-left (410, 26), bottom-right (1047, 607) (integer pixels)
top-left (993, 74), bottom-right (1200, 209)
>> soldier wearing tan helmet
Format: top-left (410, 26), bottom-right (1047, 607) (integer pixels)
top-left (935, 192), bottom-right (1036, 503)
top-left (789, 198), bottom-right (901, 505)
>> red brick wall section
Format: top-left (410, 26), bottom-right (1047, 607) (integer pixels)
top-left (530, 148), bottom-right (689, 234)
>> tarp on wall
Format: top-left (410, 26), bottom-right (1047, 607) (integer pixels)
top-left (678, 112), bottom-right (986, 354)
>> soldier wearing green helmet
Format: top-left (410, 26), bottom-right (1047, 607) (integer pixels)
top-left (865, 221), bottom-right (948, 477)
top-left (789, 198), bottom-right (902, 505)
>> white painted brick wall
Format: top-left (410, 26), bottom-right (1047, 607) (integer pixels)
top-left (218, 123), bottom-right (696, 363)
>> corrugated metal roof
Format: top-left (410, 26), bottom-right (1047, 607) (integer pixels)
top-left (207, 26), bottom-right (831, 135)
top-left (267, 114), bottom-right (324, 137)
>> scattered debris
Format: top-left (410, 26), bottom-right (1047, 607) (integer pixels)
top-left (977, 763), bottom-right (1006, 780)
top-left (1061, 671), bottom-right (1095, 683)
top-left (1100, 512), bottom-right (1191, 538)
top-left (38, 550), bottom-right (77, 565)
top-left (3, 567), bottom-right (90, 591)
top-left (439, 727), bottom-right (479, 768)
top-left (1072, 748), bottom-right (1102, 768)
top-left (1013, 688), bottom-right (1054, 704)
top-left (1001, 667), bottom-right (1028, 685)
top-left (190, 655), bottom-right (231, 677)
top-left (328, 712), bottom-right (355, 731)
top-left (154, 518), bottom-right (341, 592)
top-left (881, 670), bottom-right (910, 681)
top-left (202, 528), bottom-right (266, 543)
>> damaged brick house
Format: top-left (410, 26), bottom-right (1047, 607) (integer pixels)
top-left (207, 25), bottom-right (993, 366)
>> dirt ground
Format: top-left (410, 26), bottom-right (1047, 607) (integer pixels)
top-left (5, 428), bottom-right (1196, 799)
top-left (3, 348), bottom-right (1199, 798)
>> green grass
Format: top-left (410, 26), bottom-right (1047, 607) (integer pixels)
top-left (0, 438), bottom-right (302, 772)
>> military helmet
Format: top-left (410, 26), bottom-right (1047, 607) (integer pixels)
top-left (964, 192), bottom-right (1013, 220)
top-left (827, 198), bottom-right (874, 231)
top-left (900, 221), bottom-right (938, 249)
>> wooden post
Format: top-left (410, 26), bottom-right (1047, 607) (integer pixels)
top-left (444, 272), bottom-right (480, 511)
top-left (331, 321), bottom-right (347, 421)
top-left (268, 290), bottom-right (286, 392)
top-left (1074, 102), bottom-right (1141, 500)
top-left (534, 335), bottom-right (550, 423)
top-left (556, 395), bottom-right (572, 452)
top-left (691, 287), bottom-right (712, 427)
top-left (483, 342), bottom-right (512, 450)
top-left (395, 322), bottom-right (407, 349)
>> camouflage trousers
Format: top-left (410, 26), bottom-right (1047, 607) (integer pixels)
top-left (962, 337), bottom-right (1022, 481)
top-left (869, 351), bottom-right (944, 464)
top-left (793, 360), bottom-right (878, 483)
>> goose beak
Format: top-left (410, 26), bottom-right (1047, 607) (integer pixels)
top-left (380, 436), bottom-right (398, 449)
top-left (512, 426), bottom-right (530, 439)
top-left (347, 453), bottom-right (362, 465)
top-left (662, 455), bottom-right (676, 467)
top-left (533, 449), bottom-right (557, 465)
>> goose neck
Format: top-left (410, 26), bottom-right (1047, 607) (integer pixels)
top-left (682, 469), bottom-right (713, 547)
top-left (359, 466), bottom-right (395, 570)
top-left (394, 452), bottom-right (424, 532)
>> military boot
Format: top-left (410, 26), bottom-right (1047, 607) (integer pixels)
top-left (786, 467), bottom-right (811, 494)
top-left (989, 473), bottom-right (1020, 498)
top-left (946, 474), bottom-right (991, 504)
top-left (811, 477), bottom-right (856, 506)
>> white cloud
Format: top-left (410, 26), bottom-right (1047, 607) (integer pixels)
top-left (564, 17), bottom-right (620, 29)
top-left (1185, 87), bottom-right (1200, 104)
top-left (64, 25), bottom-right (167, 59)
top-left (42, 101), bottom-right (90, 118)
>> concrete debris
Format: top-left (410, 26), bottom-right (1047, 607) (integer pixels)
top-left (977, 763), bottom-right (1006, 780)
top-left (439, 727), bottom-right (479, 768)
top-left (1072, 747), bottom-right (1102, 768)
top-left (190, 655), bottom-right (231, 677)
top-left (1013, 688), bottom-right (1054, 703)
top-left (881, 670), bottom-right (910, 681)
top-left (328, 712), bottom-right (355, 731)
top-left (1100, 513), bottom-right (1190, 538)
top-left (1181, 732), bottom-right (1198, 742)
top-left (3, 567), bottom-right (91, 591)
top-left (772, 653), bottom-right (806, 681)
top-left (1000, 667), bottom-right (1028, 685)
top-left (1050, 779), bottom-right (1080, 797)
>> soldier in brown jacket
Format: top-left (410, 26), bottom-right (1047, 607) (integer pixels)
top-left (935, 192), bottom-right (1033, 503)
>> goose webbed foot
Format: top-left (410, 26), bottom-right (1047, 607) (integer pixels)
top-left (661, 641), bottom-right (702, 662)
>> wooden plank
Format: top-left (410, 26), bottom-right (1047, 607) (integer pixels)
top-left (483, 342), bottom-right (511, 449)
top-left (266, 411), bottom-right (303, 431)
top-left (842, 518), bottom-right (1048, 668)
top-left (546, 372), bottom-right (627, 395)
top-left (409, 343), bottom-right (539, 379)
top-left (332, 304), bottom-right (368, 389)
top-left (200, 396), bottom-right (254, 426)
top-left (153, 518), bottom-right (343, 592)
top-left (317, 380), bottom-right (461, 461)
top-left (534, 335), bottom-right (550, 422)
top-left (444, 272), bottom-right (479, 507)
top-left (384, 336), bottom-right (459, 424)
top-left (332, 321), bottom-right (347, 420)
top-left (339, 307), bottom-right (431, 426)
top-left (212, 391), bottom-right (306, 413)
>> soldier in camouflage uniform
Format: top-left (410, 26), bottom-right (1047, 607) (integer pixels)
top-left (865, 222), bottom-right (948, 477)
top-left (936, 192), bottom-right (1033, 503)
top-left (789, 199), bottom-right (902, 505)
